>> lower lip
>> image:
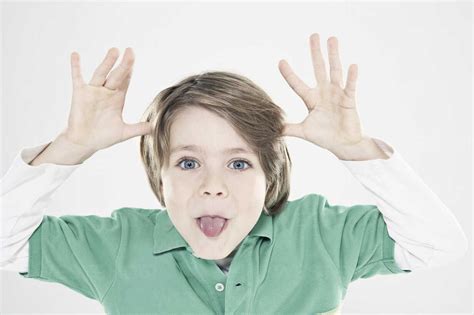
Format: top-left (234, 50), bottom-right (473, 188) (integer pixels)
top-left (196, 218), bottom-right (229, 238)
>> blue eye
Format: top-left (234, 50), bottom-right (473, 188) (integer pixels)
top-left (176, 157), bottom-right (252, 171)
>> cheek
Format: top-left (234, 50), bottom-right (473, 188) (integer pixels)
top-left (160, 175), bottom-right (187, 206)
top-left (233, 177), bottom-right (267, 204)
top-left (161, 169), bottom-right (190, 192)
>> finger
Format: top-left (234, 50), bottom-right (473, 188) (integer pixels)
top-left (278, 59), bottom-right (311, 103)
top-left (70, 52), bottom-right (85, 89)
top-left (104, 47), bottom-right (135, 90)
top-left (283, 123), bottom-right (304, 139)
top-left (309, 33), bottom-right (328, 86)
top-left (122, 122), bottom-right (154, 141)
top-left (89, 47), bottom-right (120, 87)
top-left (344, 64), bottom-right (358, 98)
top-left (327, 36), bottom-right (343, 87)
top-left (118, 67), bottom-right (133, 93)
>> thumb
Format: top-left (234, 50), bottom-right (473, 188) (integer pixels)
top-left (122, 122), bottom-right (154, 141)
top-left (283, 123), bottom-right (304, 139)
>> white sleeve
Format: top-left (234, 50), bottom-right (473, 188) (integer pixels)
top-left (0, 142), bottom-right (82, 272)
top-left (339, 137), bottom-right (468, 271)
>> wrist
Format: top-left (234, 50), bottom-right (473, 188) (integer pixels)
top-left (54, 132), bottom-right (96, 160)
top-left (29, 133), bottom-right (96, 166)
top-left (330, 136), bottom-right (390, 161)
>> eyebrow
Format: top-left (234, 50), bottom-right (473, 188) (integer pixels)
top-left (170, 145), bottom-right (254, 156)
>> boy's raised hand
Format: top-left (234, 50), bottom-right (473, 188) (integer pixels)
top-left (279, 33), bottom-right (364, 155)
top-left (63, 47), bottom-right (153, 154)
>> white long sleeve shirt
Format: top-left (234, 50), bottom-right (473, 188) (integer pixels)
top-left (0, 138), bottom-right (468, 275)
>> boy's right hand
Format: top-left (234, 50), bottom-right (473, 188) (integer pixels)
top-left (62, 47), bottom-right (153, 154)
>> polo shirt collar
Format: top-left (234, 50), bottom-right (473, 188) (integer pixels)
top-left (152, 209), bottom-right (273, 255)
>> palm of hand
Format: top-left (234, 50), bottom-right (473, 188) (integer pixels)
top-left (279, 33), bottom-right (364, 153)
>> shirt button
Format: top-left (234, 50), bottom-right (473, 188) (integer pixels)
top-left (215, 283), bottom-right (225, 292)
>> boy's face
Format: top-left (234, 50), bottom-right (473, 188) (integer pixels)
top-left (160, 106), bottom-right (267, 260)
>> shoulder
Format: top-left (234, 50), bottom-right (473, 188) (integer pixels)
top-left (279, 193), bottom-right (377, 226)
top-left (273, 193), bottom-right (326, 228)
top-left (111, 207), bottom-right (162, 224)
top-left (279, 193), bottom-right (325, 216)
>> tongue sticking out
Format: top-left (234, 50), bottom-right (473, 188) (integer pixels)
top-left (198, 216), bottom-right (227, 237)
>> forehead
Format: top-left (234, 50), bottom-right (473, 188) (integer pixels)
top-left (170, 144), bottom-right (254, 156)
top-left (169, 106), bottom-right (255, 156)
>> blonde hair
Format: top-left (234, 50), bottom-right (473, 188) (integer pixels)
top-left (139, 71), bottom-right (292, 216)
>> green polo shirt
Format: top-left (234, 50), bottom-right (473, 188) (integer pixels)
top-left (19, 193), bottom-right (411, 314)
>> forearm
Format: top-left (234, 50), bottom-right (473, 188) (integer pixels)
top-left (339, 138), bottom-right (468, 269)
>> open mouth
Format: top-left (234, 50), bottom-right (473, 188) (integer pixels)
top-left (196, 217), bottom-right (229, 237)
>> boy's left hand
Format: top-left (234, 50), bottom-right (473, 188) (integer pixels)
top-left (278, 33), bottom-right (364, 155)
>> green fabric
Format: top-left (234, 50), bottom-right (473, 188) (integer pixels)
top-left (19, 193), bottom-right (411, 314)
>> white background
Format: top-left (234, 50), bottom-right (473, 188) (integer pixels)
top-left (1, 1), bottom-right (472, 314)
